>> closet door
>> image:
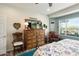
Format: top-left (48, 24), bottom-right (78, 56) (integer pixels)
top-left (0, 16), bottom-right (6, 55)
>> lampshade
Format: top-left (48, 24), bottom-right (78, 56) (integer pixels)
top-left (24, 22), bottom-right (28, 25)
top-left (24, 22), bottom-right (28, 27)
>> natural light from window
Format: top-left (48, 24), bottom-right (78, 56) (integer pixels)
top-left (59, 17), bottom-right (79, 37)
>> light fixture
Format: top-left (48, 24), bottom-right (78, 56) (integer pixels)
top-left (46, 3), bottom-right (52, 11)
top-left (35, 3), bottom-right (52, 12)
top-left (47, 8), bottom-right (50, 11)
top-left (35, 3), bottom-right (52, 7)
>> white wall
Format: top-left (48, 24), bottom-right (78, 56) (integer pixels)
top-left (0, 4), bottom-right (49, 51)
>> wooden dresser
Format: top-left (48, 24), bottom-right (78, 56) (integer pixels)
top-left (24, 29), bottom-right (45, 50)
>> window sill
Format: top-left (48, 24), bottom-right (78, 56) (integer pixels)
top-left (60, 35), bottom-right (79, 40)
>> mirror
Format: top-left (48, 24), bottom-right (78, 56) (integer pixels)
top-left (25, 18), bottom-right (42, 29)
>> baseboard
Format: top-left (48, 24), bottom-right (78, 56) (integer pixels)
top-left (7, 49), bottom-right (13, 52)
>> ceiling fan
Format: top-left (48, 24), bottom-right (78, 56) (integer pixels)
top-left (35, 3), bottom-right (52, 7)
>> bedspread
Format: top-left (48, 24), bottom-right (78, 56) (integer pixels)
top-left (33, 39), bottom-right (79, 56)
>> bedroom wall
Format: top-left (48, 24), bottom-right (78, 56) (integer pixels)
top-left (0, 4), bottom-right (49, 51)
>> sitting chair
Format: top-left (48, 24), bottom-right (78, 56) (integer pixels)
top-left (48, 31), bottom-right (62, 43)
top-left (12, 32), bottom-right (24, 55)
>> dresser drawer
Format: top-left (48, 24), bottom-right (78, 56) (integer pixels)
top-left (32, 43), bottom-right (36, 48)
top-left (32, 39), bottom-right (36, 43)
top-left (26, 40), bottom-right (32, 44)
top-left (37, 36), bottom-right (44, 39)
top-left (27, 45), bottom-right (32, 49)
top-left (38, 41), bottom-right (45, 46)
top-left (38, 38), bottom-right (44, 41)
top-left (26, 36), bottom-right (36, 40)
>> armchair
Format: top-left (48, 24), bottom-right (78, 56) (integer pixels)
top-left (48, 31), bottom-right (62, 43)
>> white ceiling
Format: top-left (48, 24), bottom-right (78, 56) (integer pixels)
top-left (1, 3), bottom-right (77, 15)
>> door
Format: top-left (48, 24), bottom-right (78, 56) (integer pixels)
top-left (0, 16), bottom-right (6, 55)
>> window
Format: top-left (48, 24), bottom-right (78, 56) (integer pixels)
top-left (59, 17), bottom-right (79, 37)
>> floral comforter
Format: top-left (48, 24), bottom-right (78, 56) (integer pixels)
top-left (33, 39), bottom-right (79, 56)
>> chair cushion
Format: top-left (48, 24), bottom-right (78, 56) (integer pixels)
top-left (14, 41), bottom-right (23, 46)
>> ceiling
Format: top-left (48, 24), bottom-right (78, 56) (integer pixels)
top-left (1, 3), bottom-right (77, 15)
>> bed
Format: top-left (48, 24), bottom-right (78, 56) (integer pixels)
top-left (33, 39), bottom-right (79, 56)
